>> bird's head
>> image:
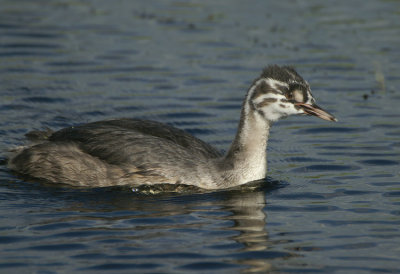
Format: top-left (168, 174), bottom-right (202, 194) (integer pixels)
top-left (247, 65), bottom-right (337, 122)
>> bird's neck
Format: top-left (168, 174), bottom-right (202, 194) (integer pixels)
top-left (218, 101), bottom-right (271, 187)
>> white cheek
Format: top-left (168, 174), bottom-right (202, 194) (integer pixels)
top-left (260, 108), bottom-right (280, 121)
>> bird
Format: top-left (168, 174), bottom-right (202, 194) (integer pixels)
top-left (7, 65), bottom-right (337, 190)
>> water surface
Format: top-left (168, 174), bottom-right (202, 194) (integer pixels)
top-left (1, 0), bottom-right (399, 272)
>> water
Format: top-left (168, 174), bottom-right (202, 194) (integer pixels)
top-left (1, 0), bottom-right (399, 272)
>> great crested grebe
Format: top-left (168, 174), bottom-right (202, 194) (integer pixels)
top-left (8, 65), bottom-right (337, 189)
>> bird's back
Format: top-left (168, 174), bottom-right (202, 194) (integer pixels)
top-left (8, 119), bottom-right (222, 188)
top-left (49, 118), bottom-right (222, 163)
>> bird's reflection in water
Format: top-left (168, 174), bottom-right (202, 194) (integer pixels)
top-left (33, 178), bottom-right (289, 272)
top-left (223, 185), bottom-right (269, 251)
top-left (218, 179), bottom-right (286, 273)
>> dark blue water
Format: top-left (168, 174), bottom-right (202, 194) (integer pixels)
top-left (1, 0), bottom-right (400, 272)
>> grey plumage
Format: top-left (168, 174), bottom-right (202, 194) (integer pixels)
top-left (8, 65), bottom-right (337, 189)
top-left (9, 119), bottom-right (222, 188)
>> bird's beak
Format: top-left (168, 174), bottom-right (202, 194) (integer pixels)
top-left (296, 103), bottom-right (337, 122)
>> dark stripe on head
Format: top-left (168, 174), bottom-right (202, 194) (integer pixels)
top-left (250, 80), bottom-right (282, 102)
top-left (276, 83), bottom-right (289, 93)
top-left (255, 98), bottom-right (277, 109)
top-left (250, 80), bottom-right (268, 101)
top-left (303, 90), bottom-right (309, 103)
top-left (257, 110), bottom-right (265, 117)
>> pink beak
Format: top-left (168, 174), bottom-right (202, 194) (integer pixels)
top-left (296, 103), bottom-right (337, 122)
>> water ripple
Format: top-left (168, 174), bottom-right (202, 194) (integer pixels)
top-left (27, 243), bottom-right (87, 251)
top-left (81, 262), bottom-right (163, 271)
top-left (22, 96), bottom-right (69, 103)
top-left (296, 126), bottom-right (368, 134)
top-left (291, 164), bottom-right (360, 173)
top-left (1, 0), bottom-right (400, 273)
top-left (178, 262), bottom-right (240, 271)
top-left (358, 159), bottom-right (399, 166)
